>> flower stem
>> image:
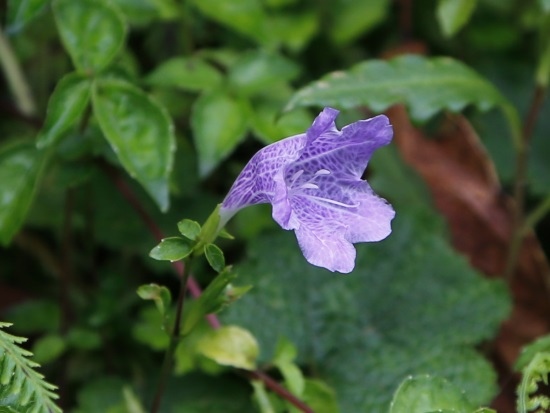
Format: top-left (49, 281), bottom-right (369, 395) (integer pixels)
top-left (150, 261), bottom-right (190, 413)
top-left (504, 85), bottom-right (547, 280)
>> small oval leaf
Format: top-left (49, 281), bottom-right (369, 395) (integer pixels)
top-left (177, 219), bottom-right (201, 241)
top-left (437, 0), bottom-right (478, 37)
top-left (36, 72), bottom-right (91, 149)
top-left (198, 325), bottom-right (259, 370)
top-left (0, 142), bottom-right (45, 246)
top-left (53, 0), bottom-right (126, 73)
top-left (92, 78), bottom-right (175, 211)
top-left (204, 243), bottom-right (225, 272)
top-left (149, 237), bottom-right (192, 261)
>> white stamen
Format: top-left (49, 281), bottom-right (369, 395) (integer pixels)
top-left (314, 169), bottom-right (331, 176)
top-left (304, 195), bottom-right (359, 208)
top-left (289, 170), bottom-right (304, 186)
top-left (300, 183), bottom-right (319, 190)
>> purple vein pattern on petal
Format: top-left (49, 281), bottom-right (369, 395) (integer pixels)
top-left (220, 107), bottom-right (395, 273)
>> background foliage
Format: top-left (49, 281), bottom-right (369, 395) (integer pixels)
top-left (1, 0), bottom-right (549, 412)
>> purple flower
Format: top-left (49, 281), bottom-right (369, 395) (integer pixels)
top-left (220, 107), bottom-right (395, 273)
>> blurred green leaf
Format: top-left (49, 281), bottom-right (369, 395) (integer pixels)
top-left (0, 142), bottom-right (45, 246)
top-left (137, 284), bottom-right (172, 318)
top-left (389, 375), bottom-right (475, 413)
top-left (514, 334), bottom-right (550, 371)
top-left (4, 300), bottom-right (60, 335)
top-left (437, 0), bottom-right (478, 37)
top-left (302, 379), bottom-right (340, 413)
top-left (191, 90), bottom-right (248, 177)
top-left (251, 380), bottom-right (276, 413)
top-left (53, 0), bottom-right (126, 73)
top-left (222, 211), bottom-right (511, 412)
top-left (251, 103), bottom-right (312, 144)
top-left (36, 72), bottom-right (91, 149)
top-left (329, 0), bottom-right (389, 44)
top-left (541, 0), bottom-right (550, 12)
top-left (286, 55), bottom-right (511, 123)
top-left (273, 338), bottom-right (304, 396)
top-left (177, 219), bottom-right (202, 241)
top-left (228, 50), bottom-right (300, 96)
top-left (132, 306), bottom-right (169, 350)
top-left (149, 237), bottom-right (192, 261)
top-left (31, 334), bottom-right (66, 365)
top-left (6, 0), bottom-right (48, 33)
top-left (268, 11), bottom-right (318, 52)
top-left (74, 377), bottom-right (126, 413)
top-left (122, 386), bottom-right (146, 413)
top-left (198, 325), bottom-right (259, 370)
top-left (204, 243), bottom-right (225, 272)
top-left (145, 57), bottom-right (223, 92)
top-left (92, 78), bottom-right (175, 211)
top-left (190, 0), bottom-right (269, 44)
top-left (66, 328), bottom-right (102, 351)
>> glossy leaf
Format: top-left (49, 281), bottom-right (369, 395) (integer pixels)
top-left (189, 0), bottom-right (269, 44)
top-left (204, 243), bottom-right (225, 272)
top-left (149, 237), bottom-right (192, 261)
top-left (389, 375), bottom-right (475, 413)
top-left (198, 325), bottom-right (259, 370)
top-left (437, 0), bottom-right (478, 37)
top-left (6, 0), bottom-right (48, 33)
top-left (146, 57), bottom-right (223, 91)
top-left (0, 142), bottom-right (45, 246)
top-left (36, 72), bottom-right (91, 149)
top-left (228, 50), bottom-right (300, 96)
top-left (329, 0), bottom-right (389, 44)
top-left (177, 219), bottom-right (202, 241)
top-left (191, 90), bottom-right (248, 177)
top-left (53, 0), bottom-right (126, 73)
top-left (92, 78), bottom-right (175, 211)
top-left (286, 55), bottom-right (509, 123)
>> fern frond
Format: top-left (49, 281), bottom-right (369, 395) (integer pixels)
top-left (517, 351), bottom-right (550, 413)
top-left (0, 322), bottom-right (62, 413)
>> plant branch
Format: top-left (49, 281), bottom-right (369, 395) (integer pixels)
top-left (504, 85), bottom-right (547, 280)
top-left (150, 261), bottom-right (190, 413)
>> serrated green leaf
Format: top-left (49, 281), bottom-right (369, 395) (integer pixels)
top-left (191, 90), bottom-right (248, 177)
top-left (53, 0), bottom-right (126, 73)
top-left (198, 325), bottom-right (259, 370)
top-left (189, 0), bottom-right (269, 45)
top-left (149, 237), bottom-right (192, 261)
top-left (228, 50), bottom-right (300, 96)
top-left (177, 219), bottom-right (202, 241)
top-left (329, 0), bottom-right (389, 44)
top-left (0, 142), bottom-right (45, 246)
top-left (389, 375), bottom-right (474, 413)
top-left (222, 211), bottom-right (511, 412)
top-left (145, 57), bottom-right (223, 91)
top-left (36, 72), bottom-right (91, 149)
top-left (92, 78), bottom-right (175, 211)
top-left (6, 0), bottom-right (48, 33)
top-left (286, 55), bottom-right (509, 123)
top-left (437, 0), bottom-right (478, 37)
top-left (204, 243), bottom-right (225, 272)
top-left (137, 284), bottom-right (172, 317)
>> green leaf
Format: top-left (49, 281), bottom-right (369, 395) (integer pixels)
top-left (65, 328), bottom-right (102, 351)
top-left (4, 300), bottom-right (60, 335)
top-left (204, 243), bottom-right (225, 272)
top-left (197, 325), bottom-right (259, 370)
top-left (251, 103), bottom-right (312, 145)
top-left (182, 269), bottom-right (246, 335)
top-left (53, 0), bottom-right (126, 73)
top-left (149, 237), bottom-right (192, 261)
top-left (389, 375), bottom-right (474, 413)
top-left (273, 338), bottom-right (304, 396)
top-left (251, 380), bottom-right (276, 413)
top-left (145, 57), bottom-right (223, 92)
top-left (515, 334), bottom-right (550, 371)
top-left (0, 322), bottom-right (61, 413)
top-left (222, 211), bottom-right (511, 412)
top-left (6, 0), bottom-right (48, 33)
top-left (36, 72), bottom-right (91, 149)
top-left (132, 306), bottom-right (169, 350)
top-left (540, 0), bottom-right (550, 12)
top-left (437, 0), bottom-right (478, 37)
top-left (189, 0), bottom-right (269, 45)
top-left (228, 50), bottom-right (300, 96)
top-left (31, 334), bottom-right (66, 365)
top-left (137, 284), bottom-right (172, 318)
top-left (92, 78), bottom-right (175, 211)
top-left (0, 142), bottom-right (45, 246)
top-left (177, 219), bottom-right (202, 241)
top-left (191, 90), bottom-right (248, 177)
top-left (329, 0), bottom-right (389, 44)
top-left (302, 379), bottom-right (340, 413)
top-left (286, 55), bottom-right (510, 123)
